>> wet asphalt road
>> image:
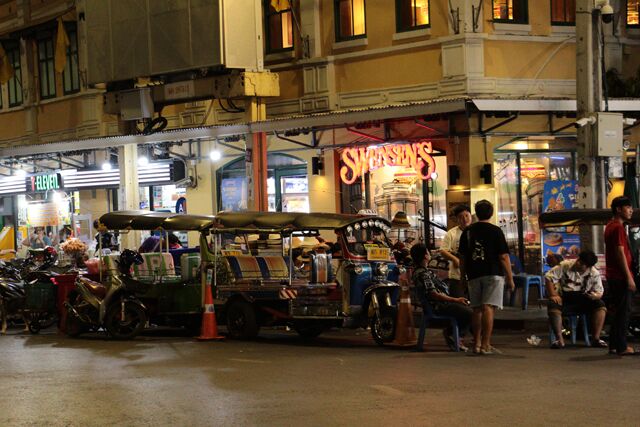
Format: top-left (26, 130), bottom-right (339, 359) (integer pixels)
top-left (0, 327), bottom-right (639, 427)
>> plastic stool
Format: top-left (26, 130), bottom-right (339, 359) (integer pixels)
top-left (416, 300), bottom-right (460, 352)
top-left (549, 314), bottom-right (591, 346)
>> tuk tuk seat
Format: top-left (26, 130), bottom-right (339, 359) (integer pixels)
top-left (225, 256), bottom-right (263, 280)
top-left (255, 256), bottom-right (290, 280)
top-left (132, 253), bottom-right (176, 278)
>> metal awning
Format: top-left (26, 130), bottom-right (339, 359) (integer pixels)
top-left (3, 96), bottom-right (639, 158)
top-left (0, 98), bottom-right (469, 157)
top-left (471, 98), bottom-right (640, 112)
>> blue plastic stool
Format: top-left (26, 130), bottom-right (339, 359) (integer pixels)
top-left (509, 255), bottom-right (544, 310)
top-left (416, 300), bottom-right (460, 352)
top-left (549, 314), bottom-right (591, 347)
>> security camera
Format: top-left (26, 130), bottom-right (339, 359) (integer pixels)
top-left (595, 0), bottom-right (614, 24)
top-left (575, 116), bottom-right (596, 128)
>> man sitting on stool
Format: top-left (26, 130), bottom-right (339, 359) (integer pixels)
top-left (545, 250), bottom-right (607, 349)
top-left (411, 243), bottom-right (472, 352)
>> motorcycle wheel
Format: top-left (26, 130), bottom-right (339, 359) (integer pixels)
top-left (370, 305), bottom-right (397, 346)
top-left (28, 312), bottom-right (56, 334)
top-left (226, 300), bottom-right (259, 339)
top-left (104, 302), bottom-right (147, 340)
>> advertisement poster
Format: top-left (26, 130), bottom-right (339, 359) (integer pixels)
top-left (221, 177), bottom-right (247, 211)
top-left (541, 181), bottom-right (579, 271)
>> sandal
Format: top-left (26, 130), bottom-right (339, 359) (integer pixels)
top-left (591, 339), bottom-right (608, 348)
top-left (550, 340), bottom-right (565, 349)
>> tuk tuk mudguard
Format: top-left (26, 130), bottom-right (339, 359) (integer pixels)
top-left (361, 280), bottom-right (400, 318)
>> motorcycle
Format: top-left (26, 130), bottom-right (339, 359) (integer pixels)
top-left (0, 247), bottom-right (61, 334)
top-left (65, 249), bottom-right (148, 340)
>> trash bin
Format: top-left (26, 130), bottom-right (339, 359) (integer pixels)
top-left (51, 273), bottom-right (78, 333)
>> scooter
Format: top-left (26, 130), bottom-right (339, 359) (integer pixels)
top-left (64, 249), bottom-right (148, 340)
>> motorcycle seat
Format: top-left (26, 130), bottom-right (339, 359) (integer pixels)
top-left (78, 277), bottom-right (107, 299)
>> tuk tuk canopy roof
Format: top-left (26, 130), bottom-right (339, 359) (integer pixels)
top-left (214, 211), bottom-right (392, 232)
top-left (538, 209), bottom-right (632, 227)
top-left (99, 211), bottom-right (216, 231)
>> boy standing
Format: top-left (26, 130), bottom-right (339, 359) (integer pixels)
top-left (459, 200), bottom-right (515, 354)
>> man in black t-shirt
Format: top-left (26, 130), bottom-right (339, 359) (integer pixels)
top-left (459, 200), bottom-right (515, 355)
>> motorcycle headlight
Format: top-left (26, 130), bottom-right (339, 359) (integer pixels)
top-left (376, 263), bottom-right (389, 276)
top-left (353, 264), bottom-right (364, 274)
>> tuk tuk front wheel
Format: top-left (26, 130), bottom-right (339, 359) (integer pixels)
top-left (370, 305), bottom-right (397, 346)
top-left (226, 300), bottom-right (259, 339)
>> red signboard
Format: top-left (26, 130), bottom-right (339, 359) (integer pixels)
top-left (339, 141), bottom-right (436, 185)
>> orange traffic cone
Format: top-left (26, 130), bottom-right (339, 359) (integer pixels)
top-left (197, 269), bottom-right (224, 341)
top-left (393, 274), bottom-right (416, 346)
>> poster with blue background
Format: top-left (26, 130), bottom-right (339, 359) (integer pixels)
top-left (541, 181), bottom-right (580, 272)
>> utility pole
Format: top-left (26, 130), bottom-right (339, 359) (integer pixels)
top-left (575, 0), bottom-right (607, 250)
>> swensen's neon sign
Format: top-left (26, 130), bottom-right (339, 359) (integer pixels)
top-left (339, 141), bottom-right (436, 185)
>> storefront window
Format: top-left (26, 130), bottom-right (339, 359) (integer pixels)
top-left (217, 154), bottom-right (309, 213)
top-left (495, 140), bottom-right (575, 274)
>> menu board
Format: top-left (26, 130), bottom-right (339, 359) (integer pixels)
top-left (541, 181), bottom-right (579, 271)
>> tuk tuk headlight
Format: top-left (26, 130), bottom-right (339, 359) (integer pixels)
top-left (376, 263), bottom-right (389, 276)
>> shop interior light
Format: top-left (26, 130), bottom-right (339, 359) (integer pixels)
top-left (137, 155), bottom-right (149, 167)
top-left (101, 162), bottom-right (113, 171)
top-left (52, 191), bottom-right (62, 204)
top-left (209, 150), bottom-right (222, 161)
top-left (430, 171), bottom-right (438, 180)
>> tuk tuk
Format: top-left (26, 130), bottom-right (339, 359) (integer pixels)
top-left (97, 211), bottom-right (217, 333)
top-left (209, 211), bottom-right (402, 344)
top-left (539, 208), bottom-right (640, 335)
top-left (97, 210), bottom-right (403, 344)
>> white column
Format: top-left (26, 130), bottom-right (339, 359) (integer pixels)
top-left (118, 144), bottom-right (140, 249)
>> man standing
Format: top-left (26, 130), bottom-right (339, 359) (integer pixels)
top-left (545, 250), bottom-right (607, 349)
top-left (440, 204), bottom-right (473, 298)
top-left (604, 196), bottom-right (636, 355)
top-left (459, 200), bottom-right (515, 355)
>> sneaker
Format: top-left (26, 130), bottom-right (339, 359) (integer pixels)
top-left (458, 342), bottom-right (469, 352)
top-left (442, 330), bottom-right (457, 351)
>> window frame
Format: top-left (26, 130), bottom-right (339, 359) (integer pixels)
top-left (6, 41), bottom-right (22, 107)
top-left (550, 0), bottom-right (575, 26)
top-left (264, 0), bottom-right (294, 54)
top-left (36, 31), bottom-right (56, 100)
top-left (492, 0), bottom-right (529, 24)
top-left (395, 0), bottom-right (431, 33)
top-left (62, 23), bottom-right (80, 95)
top-left (627, 0), bottom-right (640, 28)
top-left (334, 0), bottom-right (367, 42)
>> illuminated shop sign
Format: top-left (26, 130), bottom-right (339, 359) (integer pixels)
top-left (27, 173), bottom-right (63, 193)
top-left (339, 141), bottom-right (436, 185)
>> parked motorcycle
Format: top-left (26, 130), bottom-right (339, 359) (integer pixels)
top-left (65, 249), bottom-right (148, 339)
top-left (0, 247), bottom-right (61, 334)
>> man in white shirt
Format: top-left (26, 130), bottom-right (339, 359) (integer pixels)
top-left (545, 250), bottom-right (607, 349)
top-left (440, 204), bottom-right (472, 298)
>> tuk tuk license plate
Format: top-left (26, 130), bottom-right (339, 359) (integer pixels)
top-left (367, 247), bottom-right (390, 261)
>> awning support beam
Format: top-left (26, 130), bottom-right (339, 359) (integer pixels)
top-left (479, 112), bottom-right (519, 135)
top-left (273, 130), bottom-right (317, 148)
top-left (345, 127), bottom-right (385, 142)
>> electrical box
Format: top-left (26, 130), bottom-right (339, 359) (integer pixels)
top-left (596, 112), bottom-right (623, 157)
top-left (119, 89), bottom-right (154, 121)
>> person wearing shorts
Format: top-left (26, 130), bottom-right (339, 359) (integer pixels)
top-left (545, 250), bottom-right (607, 349)
top-left (459, 200), bottom-right (515, 355)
